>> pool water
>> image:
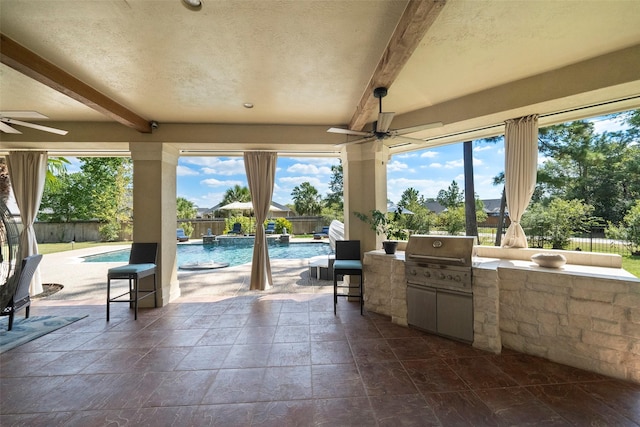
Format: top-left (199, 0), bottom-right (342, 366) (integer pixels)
top-left (83, 242), bottom-right (332, 268)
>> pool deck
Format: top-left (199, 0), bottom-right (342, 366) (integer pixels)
top-left (37, 238), bottom-right (334, 306)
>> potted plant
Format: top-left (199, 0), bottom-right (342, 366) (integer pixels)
top-left (354, 209), bottom-right (407, 254)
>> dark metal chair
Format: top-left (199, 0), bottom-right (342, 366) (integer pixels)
top-left (1, 254), bottom-right (43, 331)
top-left (333, 240), bottom-right (363, 315)
top-left (228, 222), bottom-right (243, 235)
top-left (265, 222), bottom-right (276, 234)
top-left (107, 243), bottom-right (158, 321)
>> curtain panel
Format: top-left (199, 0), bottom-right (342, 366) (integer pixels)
top-left (244, 151), bottom-right (277, 290)
top-left (502, 115), bottom-right (539, 249)
top-left (7, 151), bottom-right (48, 295)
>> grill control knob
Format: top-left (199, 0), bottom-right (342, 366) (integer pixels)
top-left (454, 275), bottom-right (461, 282)
top-left (423, 271), bottom-right (431, 278)
top-left (446, 275), bottom-right (452, 280)
top-left (410, 269), bottom-right (417, 276)
top-left (439, 273), bottom-right (445, 280)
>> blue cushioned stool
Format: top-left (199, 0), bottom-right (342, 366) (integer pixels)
top-left (107, 243), bottom-right (158, 321)
top-left (333, 240), bottom-right (363, 315)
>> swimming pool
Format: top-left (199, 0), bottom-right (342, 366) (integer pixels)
top-left (83, 241), bottom-right (332, 268)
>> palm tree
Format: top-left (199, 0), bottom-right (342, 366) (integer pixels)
top-left (221, 185), bottom-right (251, 205)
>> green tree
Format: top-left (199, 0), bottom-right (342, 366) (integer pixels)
top-left (177, 197), bottom-right (197, 237)
top-left (396, 187), bottom-right (435, 234)
top-left (437, 180), bottom-right (464, 209)
top-left (221, 185), bottom-right (251, 205)
top-left (606, 200), bottom-right (640, 255)
top-left (521, 199), bottom-right (595, 249)
top-left (291, 182), bottom-right (322, 216)
top-left (323, 162), bottom-right (343, 222)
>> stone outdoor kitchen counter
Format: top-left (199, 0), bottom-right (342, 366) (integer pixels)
top-left (363, 247), bottom-right (640, 384)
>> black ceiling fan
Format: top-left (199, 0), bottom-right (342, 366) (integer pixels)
top-left (327, 87), bottom-right (442, 146)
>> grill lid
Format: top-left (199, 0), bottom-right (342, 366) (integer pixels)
top-left (405, 235), bottom-right (475, 267)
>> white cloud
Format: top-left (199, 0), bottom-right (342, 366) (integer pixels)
top-left (288, 157), bottom-right (340, 167)
top-left (444, 159), bottom-right (464, 169)
top-left (473, 145), bottom-right (494, 152)
top-left (429, 162), bottom-right (443, 168)
top-left (184, 157), bottom-right (246, 176)
top-left (286, 163), bottom-right (332, 175)
top-left (177, 165), bottom-right (199, 176)
top-left (279, 176), bottom-right (323, 188)
top-left (387, 160), bottom-right (412, 172)
top-left (473, 158), bottom-right (484, 166)
top-left (200, 178), bottom-right (243, 188)
top-left (420, 151), bottom-right (439, 159)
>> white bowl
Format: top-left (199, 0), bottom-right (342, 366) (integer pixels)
top-left (531, 253), bottom-right (567, 268)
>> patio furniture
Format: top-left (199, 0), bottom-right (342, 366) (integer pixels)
top-left (228, 222), bottom-right (243, 235)
top-left (313, 225), bottom-right (330, 239)
top-left (333, 240), bottom-right (363, 315)
top-left (106, 243), bottom-right (158, 321)
top-left (177, 228), bottom-right (189, 242)
top-left (1, 254), bottom-right (43, 331)
top-left (265, 222), bottom-right (276, 234)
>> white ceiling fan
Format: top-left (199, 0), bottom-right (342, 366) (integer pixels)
top-left (0, 111), bottom-right (68, 136)
top-left (328, 87), bottom-right (442, 146)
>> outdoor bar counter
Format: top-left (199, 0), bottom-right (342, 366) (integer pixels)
top-left (363, 245), bottom-right (640, 384)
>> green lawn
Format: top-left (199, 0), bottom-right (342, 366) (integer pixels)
top-left (622, 255), bottom-right (640, 278)
top-left (37, 241), bottom-right (130, 255)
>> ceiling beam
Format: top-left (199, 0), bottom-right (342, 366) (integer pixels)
top-left (348, 0), bottom-right (446, 131)
top-left (0, 33), bottom-right (152, 133)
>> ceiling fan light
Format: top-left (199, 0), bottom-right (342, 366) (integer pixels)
top-left (181, 0), bottom-right (202, 11)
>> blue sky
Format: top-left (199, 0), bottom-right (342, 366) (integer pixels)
top-left (58, 114), bottom-right (628, 210)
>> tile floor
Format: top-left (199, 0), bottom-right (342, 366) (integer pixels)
top-left (2, 291), bottom-right (639, 427)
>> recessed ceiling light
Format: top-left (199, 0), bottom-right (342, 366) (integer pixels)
top-left (243, 103), bottom-right (254, 109)
top-left (181, 0), bottom-right (202, 11)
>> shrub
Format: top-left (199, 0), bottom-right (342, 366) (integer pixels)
top-left (99, 221), bottom-right (121, 242)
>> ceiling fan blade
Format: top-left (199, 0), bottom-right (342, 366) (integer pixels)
top-left (0, 111), bottom-right (48, 120)
top-left (376, 112), bottom-right (395, 133)
top-left (327, 127), bottom-right (371, 137)
top-left (334, 136), bottom-right (374, 147)
top-left (395, 121), bottom-right (443, 135)
top-left (388, 135), bottom-right (428, 145)
top-left (0, 121), bottom-right (22, 134)
top-left (1, 118), bottom-right (68, 135)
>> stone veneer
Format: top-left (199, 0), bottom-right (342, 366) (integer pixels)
top-left (363, 248), bottom-right (640, 384)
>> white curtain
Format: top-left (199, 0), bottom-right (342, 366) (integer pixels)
top-left (244, 151), bottom-right (277, 290)
top-left (502, 115), bottom-right (539, 248)
top-left (7, 151), bottom-right (48, 295)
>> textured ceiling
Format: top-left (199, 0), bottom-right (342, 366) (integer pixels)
top-left (1, 0), bottom-right (640, 154)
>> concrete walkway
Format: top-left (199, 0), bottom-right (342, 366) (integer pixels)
top-left (37, 243), bottom-right (334, 307)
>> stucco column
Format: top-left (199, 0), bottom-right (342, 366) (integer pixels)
top-left (130, 142), bottom-right (180, 306)
top-left (343, 140), bottom-right (389, 253)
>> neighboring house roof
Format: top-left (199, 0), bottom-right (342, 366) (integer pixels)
top-left (424, 199), bottom-right (509, 216)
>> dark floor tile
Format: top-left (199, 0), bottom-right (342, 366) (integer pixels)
top-left (424, 390), bottom-right (502, 426)
top-left (387, 336), bottom-right (437, 360)
top-left (311, 340), bottom-right (354, 365)
top-left (37, 350), bottom-right (106, 376)
top-left (193, 403), bottom-right (254, 427)
top-left (251, 400), bottom-right (316, 426)
top-left (234, 326), bottom-right (276, 344)
top-left (274, 325), bottom-right (310, 343)
top-left (158, 328), bottom-right (208, 347)
top-left (403, 358), bottom-right (469, 393)
top-left (222, 343), bottom-right (272, 368)
top-left (85, 372), bottom-right (166, 410)
top-left (343, 321), bottom-right (382, 341)
top-left (176, 345), bottom-right (232, 370)
top-left (578, 380), bottom-right (640, 424)
top-left (267, 342), bottom-right (311, 366)
top-left (369, 393), bottom-right (441, 427)
top-left (528, 383), bottom-right (639, 426)
top-left (309, 323), bottom-right (346, 341)
top-left (350, 338), bottom-right (397, 364)
top-left (358, 361), bottom-right (418, 396)
top-left (196, 327), bottom-right (242, 346)
top-left (259, 366), bottom-right (312, 400)
top-left (132, 346), bottom-right (191, 372)
top-left (200, 367), bottom-right (265, 404)
top-left (424, 334), bottom-right (487, 358)
top-left (0, 351), bottom-right (65, 377)
top-left (0, 375), bottom-right (69, 414)
top-left (376, 321), bottom-right (428, 339)
top-left (80, 348), bottom-right (149, 374)
top-left (311, 363), bottom-right (366, 398)
top-left (0, 411), bottom-right (74, 427)
top-left (62, 408), bottom-right (141, 427)
top-left (143, 370), bottom-right (217, 407)
top-left (278, 311), bottom-right (310, 326)
top-left (180, 315), bottom-right (221, 329)
top-left (314, 397), bottom-right (376, 427)
top-left (475, 386), bottom-right (570, 426)
top-left (445, 356), bottom-right (518, 389)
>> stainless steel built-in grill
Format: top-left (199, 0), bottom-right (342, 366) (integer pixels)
top-left (405, 235), bottom-right (475, 343)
